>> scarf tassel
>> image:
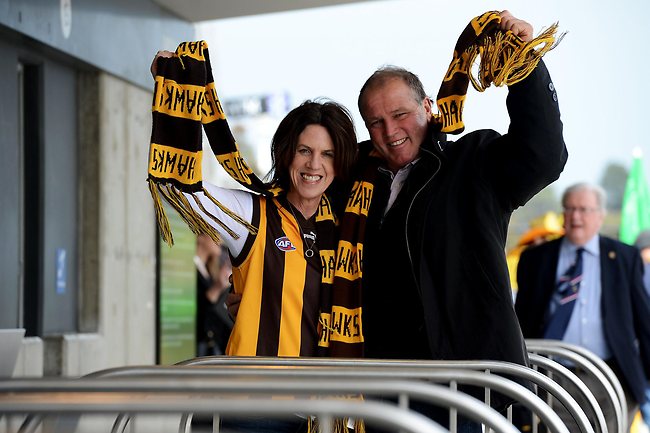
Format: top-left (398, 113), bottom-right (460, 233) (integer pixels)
top-left (203, 186), bottom-right (258, 235)
top-left (148, 180), bottom-right (257, 247)
top-left (307, 417), bottom-right (365, 433)
top-left (148, 179), bottom-right (174, 246)
top-left (471, 22), bottom-right (565, 92)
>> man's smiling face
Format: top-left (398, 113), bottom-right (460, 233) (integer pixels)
top-left (361, 77), bottom-right (432, 173)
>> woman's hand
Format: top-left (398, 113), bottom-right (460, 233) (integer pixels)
top-left (150, 50), bottom-right (174, 78)
top-left (226, 291), bottom-right (242, 321)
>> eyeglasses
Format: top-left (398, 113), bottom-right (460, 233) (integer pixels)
top-left (563, 206), bottom-right (601, 214)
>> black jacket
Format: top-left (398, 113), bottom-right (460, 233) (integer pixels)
top-left (361, 60), bottom-right (567, 369)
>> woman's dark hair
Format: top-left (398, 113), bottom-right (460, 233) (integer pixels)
top-left (267, 99), bottom-right (358, 191)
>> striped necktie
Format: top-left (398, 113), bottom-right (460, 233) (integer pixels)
top-left (544, 247), bottom-right (585, 340)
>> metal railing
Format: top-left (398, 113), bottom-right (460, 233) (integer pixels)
top-left (0, 383), bottom-right (448, 433)
top-left (175, 356), bottom-right (590, 433)
top-left (85, 361), bottom-right (575, 433)
top-left (1, 342), bottom-right (617, 433)
top-left (527, 353), bottom-right (607, 433)
top-left (527, 339), bottom-right (625, 433)
top-left (1, 376), bottom-right (520, 433)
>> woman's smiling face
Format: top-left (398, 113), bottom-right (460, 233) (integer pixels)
top-left (286, 124), bottom-right (336, 207)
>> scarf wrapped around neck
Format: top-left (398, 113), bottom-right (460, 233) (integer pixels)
top-left (323, 11), bottom-right (563, 357)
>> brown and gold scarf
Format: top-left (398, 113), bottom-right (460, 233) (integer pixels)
top-left (149, 41), bottom-right (259, 246)
top-left (434, 10), bottom-right (562, 134)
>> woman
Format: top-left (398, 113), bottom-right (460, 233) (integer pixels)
top-left (198, 100), bottom-right (357, 357)
top-left (184, 101), bottom-right (354, 433)
top-left (150, 49), bottom-right (357, 358)
top-left (150, 49), bottom-right (358, 432)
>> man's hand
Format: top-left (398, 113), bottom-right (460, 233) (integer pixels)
top-left (499, 10), bottom-right (534, 43)
top-left (226, 291), bottom-right (242, 320)
top-left (150, 50), bottom-right (174, 79)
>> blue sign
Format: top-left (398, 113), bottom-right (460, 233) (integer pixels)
top-left (56, 248), bottom-right (67, 294)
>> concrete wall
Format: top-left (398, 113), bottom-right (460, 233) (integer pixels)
top-left (0, 0), bottom-right (192, 381)
top-left (0, 0), bottom-right (193, 90)
top-left (96, 73), bottom-right (157, 371)
top-left (12, 72), bottom-right (157, 378)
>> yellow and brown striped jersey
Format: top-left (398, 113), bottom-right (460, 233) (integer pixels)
top-left (225, 195), bottom-right (323, 356)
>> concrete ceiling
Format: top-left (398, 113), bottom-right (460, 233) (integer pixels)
top-left (150, 0), bottom-right (379, 22)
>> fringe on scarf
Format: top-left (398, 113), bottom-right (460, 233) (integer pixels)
top-left (148, 178), bottom-right (258, 246)
top-left (307, 415), bottom-right (366, 433)
top-left (469, 22), bottom-right (565, 91)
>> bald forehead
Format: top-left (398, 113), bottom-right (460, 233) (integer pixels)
top-left (360, 77), bottom-right (420, 117)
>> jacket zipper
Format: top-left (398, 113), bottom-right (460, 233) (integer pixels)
top-left (405, 146), bottom-right (442, 298)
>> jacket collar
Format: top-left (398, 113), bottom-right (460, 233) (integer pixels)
top-left (423, 124), bottom-right (448, 156)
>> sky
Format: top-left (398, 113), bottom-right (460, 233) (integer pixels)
top-left (196, 0), bottom-right (650, 195)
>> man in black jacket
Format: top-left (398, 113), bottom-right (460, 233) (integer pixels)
top-left (225, 12), bottom-right (565, 366)
top-left (224, 10), bottom-right (566, 431)
top-left (356, 11), bottom-right (566, 432)
top-left (358, 14), bottom-right (565, 367)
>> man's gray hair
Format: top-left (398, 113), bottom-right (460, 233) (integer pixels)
top-left (561, 182), bottom-right (608, 212)
top-left (358, 65), bottom-right (427, 119)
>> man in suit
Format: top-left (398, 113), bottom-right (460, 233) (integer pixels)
top-left (515, 182), bottom-right (650, 432)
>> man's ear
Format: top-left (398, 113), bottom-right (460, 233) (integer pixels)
top-left (423, 96), bottom-right (433, 115)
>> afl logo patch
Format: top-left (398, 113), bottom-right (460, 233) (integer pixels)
top-left (275, 236), bottom-right (296, 252)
